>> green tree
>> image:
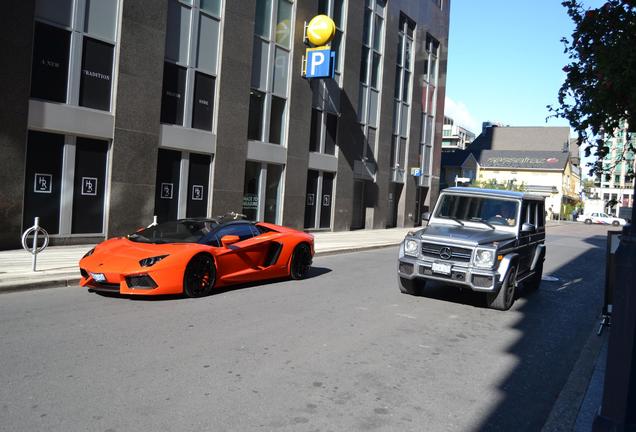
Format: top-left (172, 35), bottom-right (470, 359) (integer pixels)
top-left (549, 0), bottom-right (636, 176)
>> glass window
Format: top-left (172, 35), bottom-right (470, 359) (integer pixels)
top-left (373, 15), bottom-right (383, 50)
top-left (276, 0), bottom-right (293, 48)
top-left (191, 72), bottom-right (215, 131)
top-left (248, 90), bottom-right (265, 140)
top-left (333, 1), bottom-right (344, 28)
top-left (251, 38), bottom-right (269, 90)
top-left (362, 9), bottom-right (372, 46)
top-left (309, 109), bottom-right (321, 152)
top-left (160, 62), bottom-right (187, 125)
top-left (84, 0), bottom-right (118, 41)
top-left (242, 161), bottom-right (261, 221)
top-left (368, 90), bottom-right (378, 127)
top-left (200, 0), bottom-right (221, 16)
top-left (255, 0), bottom-right (272, 37)
top-left (269, 96), bottom-right (286, 144)
top-left (165, 1), bottom-right (191, 64)
top-left (35, 0), bottom-right (73, 27)
top-left (265, 164), bottom-right (283, 223)
top-left (30, 22), bottom-right (71, 103)
top-left (197, 13), bottom-right (220, 73)
top-left (371, 52), bottom-right (381, 88)
top-left (360, 47), bottom-right (369, 84)
top-left (325, 113), bottom-right (337, 155)
top-left (272, 47), bottom-right (289, 96)
top-left (79, 38), bottom-right (114, 111)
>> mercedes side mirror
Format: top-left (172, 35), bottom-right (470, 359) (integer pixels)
top-left (422, 212), bottom-right (431, 221)
top-left (521, 223), bottom-right (536, 233)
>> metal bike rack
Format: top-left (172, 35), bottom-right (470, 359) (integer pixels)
top-left (21, 217), bottom-right (49, 272)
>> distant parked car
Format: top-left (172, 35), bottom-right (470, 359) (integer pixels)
top-left (577, 212), bottom-right (627, 226)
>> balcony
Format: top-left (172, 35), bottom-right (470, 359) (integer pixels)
top-left (391, 167), bottom-right (405, 183)
top-left (353, 159), bottom-right (377, 181)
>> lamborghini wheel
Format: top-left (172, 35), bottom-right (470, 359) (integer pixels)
top-left (290, 244), bottom-right (312, 280)
top-left (183, 254), bottom-right (216, 298)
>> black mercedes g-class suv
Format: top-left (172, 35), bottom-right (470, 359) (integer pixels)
top-left (397, 187), bottom-right (546, 311)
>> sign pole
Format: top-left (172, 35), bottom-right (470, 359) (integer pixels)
top-left (32, 217), bottom-right (39, 272)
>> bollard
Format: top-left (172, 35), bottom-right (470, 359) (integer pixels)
top-left (21, 217), bottom-right (50, 272)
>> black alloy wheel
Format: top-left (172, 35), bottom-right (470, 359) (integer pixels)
top-left (290, 244), bottom-right (312, 280)
top-left (183, 254), bottom-right (216, 298)
top-left (487, 265), bottom-right (518, 311)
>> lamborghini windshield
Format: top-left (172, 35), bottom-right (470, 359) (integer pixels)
top-left (435, 194), bottom-right (519, 227)
top-left (128, 220), bottom-right (218, 244)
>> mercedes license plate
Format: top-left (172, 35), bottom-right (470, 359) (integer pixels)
top-left (91, 273), bottom-right (106, 282)
top-left (432, 262), bottom-right (451, 275)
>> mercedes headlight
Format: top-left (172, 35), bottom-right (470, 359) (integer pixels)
top-left (139, 255), bottom-right (168, 267)
top-left (404, 239), bottom-right (419, 257)
top-left (474, 249), bottom-right (495, 268)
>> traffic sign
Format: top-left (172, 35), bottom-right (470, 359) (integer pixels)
top-left (306, 15), bottom-right (336, 46)
top-left (305, 47), bottom-right (335, 78)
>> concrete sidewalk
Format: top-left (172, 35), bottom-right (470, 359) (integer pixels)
top-left (0, 227), bottom-right (413, 293)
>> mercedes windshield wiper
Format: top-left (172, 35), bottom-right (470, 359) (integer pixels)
top-left (440, 217), bottom-right (464, 226)
top-left (470, 218), bottom-right (495, 230)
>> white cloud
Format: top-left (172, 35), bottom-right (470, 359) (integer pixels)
top-left (444, 97), bottom-right (481, 135)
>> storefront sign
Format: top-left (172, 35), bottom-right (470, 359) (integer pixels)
top-left (81, 177), bottom-right (98, 196)
top-left (192, 185), bottom-right (204, 201)
top-left (322, 195), bottom-right (331, 207)
top-left (34, 173), bottom-right (53, 194)
top-left (410, 167), bottom-right (422, 177)
top-left (160, 183), bottom-right (174, 199)
top-left (243, 193), bottom-right (259, 209)
top-left (306, 193), bottom-right (315, 206)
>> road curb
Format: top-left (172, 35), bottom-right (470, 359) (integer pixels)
top-left (541, 324), bottom-right (607, 431)
top-left (0, 243), bottom-right (402, 294)
top-left (0, 277), bottom-right (81, 294)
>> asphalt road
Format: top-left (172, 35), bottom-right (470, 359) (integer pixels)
top-left (0, 223), bottom-right (609, 432)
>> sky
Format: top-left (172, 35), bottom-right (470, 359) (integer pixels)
top-left (444, 0), bottom-right (604, 136)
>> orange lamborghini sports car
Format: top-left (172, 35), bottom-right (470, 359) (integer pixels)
top-left (79, 214), bottom-right (314, 297)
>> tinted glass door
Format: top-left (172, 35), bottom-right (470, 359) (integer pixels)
top-left (304, 170), bottom-right (318, 228)
top-left (320, 172), bottom-right (333, 228)
top-left (154, 149), bottom-right (181, 222)
top-left (186, 153), bottom-right (211, 218)
top-left (71, 138), bottom-right (108, 233)
top-left (23, 131), bottom-right (64, 234)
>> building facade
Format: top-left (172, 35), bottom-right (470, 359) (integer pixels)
top-left (0, 0), bottom-right (451, 249)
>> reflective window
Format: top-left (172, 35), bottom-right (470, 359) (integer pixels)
top-left (30, 22), bottom-right (70, 103)
top-left (79, 38), bottom-right (114, 111)
top-left (160, 0), bottom-right (223, 131)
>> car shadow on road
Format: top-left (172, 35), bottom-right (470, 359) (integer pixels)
top-left (90, 266), bottom-right (332, 301)
top-left (469, 234), bottom-right (607, 431)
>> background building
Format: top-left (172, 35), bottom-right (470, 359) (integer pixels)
top-left (441, 115), bottom-right (475, 152)
top-left (440, 125), bottom-right (582, 218)
top-left (590, 121), bottom-right (635, 215)
top-left (0, 0), bottom-right (451, 249)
